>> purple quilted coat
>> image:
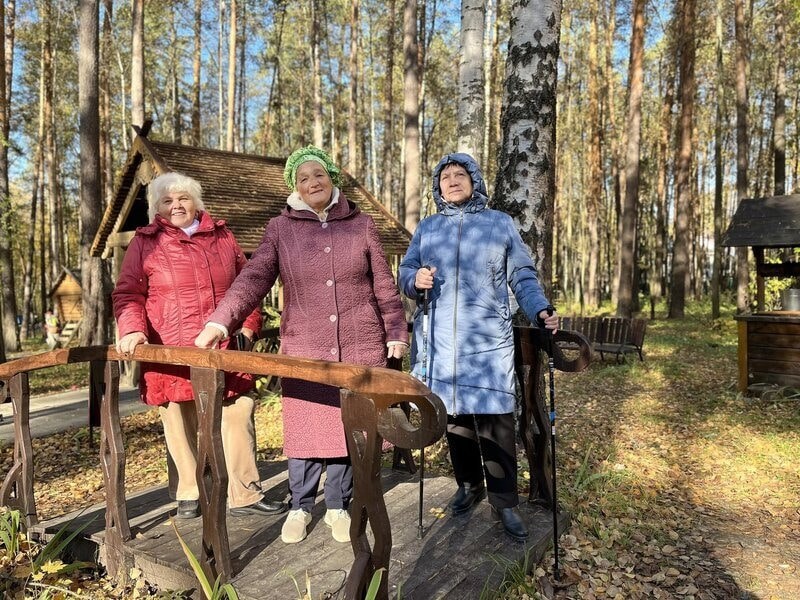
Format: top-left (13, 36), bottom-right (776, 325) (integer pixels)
top-left (206, 193), bottom-right (408, 458)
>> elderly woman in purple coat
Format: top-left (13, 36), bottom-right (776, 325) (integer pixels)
top-left (195, 146), bottom-right (409, 545)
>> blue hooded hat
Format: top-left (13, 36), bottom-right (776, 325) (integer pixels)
top-left (431, 152), bottom-right (489, 213)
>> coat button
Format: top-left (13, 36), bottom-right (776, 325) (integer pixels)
top-left (326, 280), bottom-right (333, 286)
top-left (329, 315), bottom-right (337, 322)
top-left (324, 247), bottom-right (331, 253)
top-left (322, 222), bottom-right (329, 229)
top-left (330, 348), bottom-right (337, 355)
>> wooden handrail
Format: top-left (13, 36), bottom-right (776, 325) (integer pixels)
top-left (0, 344), bottom-right (447, 600)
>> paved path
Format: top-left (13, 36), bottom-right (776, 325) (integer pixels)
top-left (0, 385), bottom-right (147, 443)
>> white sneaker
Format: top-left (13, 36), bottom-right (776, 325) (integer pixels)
top-left (324, 508), bottom-right (351, 543)
top-left (281, 509), bottom-right (312, 544)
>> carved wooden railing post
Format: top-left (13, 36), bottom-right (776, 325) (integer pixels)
top-left (190, 367), bottom-right (231, 582)
top-left (99, 359), bottom-right (130, 579)
top-left (514, 327), bottom-right (591, 507)
top-left (0, 373), bottom-right (38, 529)
top-left (341, 390), bottom-right (390, 600)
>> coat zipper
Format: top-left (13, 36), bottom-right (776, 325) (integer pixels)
top-left (451, 207), bottom-right (465, 414)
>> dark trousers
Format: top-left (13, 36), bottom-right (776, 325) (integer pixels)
top-left (446, 412), bottom-right (518, 509)
top-left (287, 457), bottom-right (353, 511)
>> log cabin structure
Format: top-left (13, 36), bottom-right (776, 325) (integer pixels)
top-left (722, 194), bottom-right (800, 392)
top-left (91, 122), bottom-right (411, 284)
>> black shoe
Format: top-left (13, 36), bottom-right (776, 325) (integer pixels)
top-left (176, 500), bottom-right (200, 519)
top-left (450, 483), bottom-right (486, 516)
top-left (491, 506), bottom-right (529, 542)
top-left (229, 498), bottom-right (288, 516)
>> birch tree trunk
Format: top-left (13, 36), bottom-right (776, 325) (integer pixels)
top-left (79, 0), bottom-right (109, 345)
top-left (403, 0), bottom-right (421, 231)
top-left (226, 0), bottom-right (236, 151)
top-left (130, 0), bottom-right (144, 131)
top-left (669, 0), bottom-right (696, 319)
top-left (616, 0), bottom-right (645, 318)
top-left (734, 0), bottom-right (749, 313)
top-left (43, 0), bottom-right (62, 286)
top-left (457, 0), bottom-right (484, 157)
top-left (493, 0), bottom-right (562, 297)
top-left (100, 0), bottom-right (113, 205)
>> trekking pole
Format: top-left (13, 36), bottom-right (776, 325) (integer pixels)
top-left (545, 304), bottom-right (559, 580)
top-left (417, 271), bottom-right (431, 540)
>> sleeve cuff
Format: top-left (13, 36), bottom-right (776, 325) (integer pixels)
top-left (207, 322), bottom-right (229, 338)
top-left (387, 341), bottom-right (409, 348)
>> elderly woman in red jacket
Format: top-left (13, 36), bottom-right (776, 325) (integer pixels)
top-left (195, 146), bottom-right (409, 545)
top-left (113, 171), bottom-right (287, 520)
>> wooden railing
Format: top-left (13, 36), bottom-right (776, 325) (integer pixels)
top-left (0, 345), bottom-right (446, 600)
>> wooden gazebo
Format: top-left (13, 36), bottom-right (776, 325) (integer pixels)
top-left (722, 194), bottom-right (800, 392)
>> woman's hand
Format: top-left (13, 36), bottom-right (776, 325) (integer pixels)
top-left (240, 327), bottom-right (255, 341)
top-left (116, 332), bottom-right (148, 355)
top-left (538, 309), bottom-right (559, 333)
top-left (195, 325), bottom-right (225, 349)
top-left (387, 342), bottom-right (409, 359)
top-left (415, 266), bottom-right (437, 290)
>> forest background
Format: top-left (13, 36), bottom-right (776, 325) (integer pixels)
top-left (0, 0), bottom-right (796, 359)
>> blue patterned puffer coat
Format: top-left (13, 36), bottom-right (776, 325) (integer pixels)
top-left (398, 153), bottom-right (550, 415)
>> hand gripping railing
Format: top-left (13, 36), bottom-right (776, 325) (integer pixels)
top-left (0, 345), bottom-right (446, 599)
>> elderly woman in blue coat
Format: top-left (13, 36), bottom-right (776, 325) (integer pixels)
top-left (399, 153), bottom-right (558, 542)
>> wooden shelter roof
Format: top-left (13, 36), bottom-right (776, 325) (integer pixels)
top-left (48, 267), bottom-right (82, 298)
top-left (91, 132), bottom-right (411, 257)
top-left (721, 195), bottom-right (800, 248)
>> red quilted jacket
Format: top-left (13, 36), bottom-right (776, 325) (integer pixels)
top-left (112, 211), bottom-right (261, 406)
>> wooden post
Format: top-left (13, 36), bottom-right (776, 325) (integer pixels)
top-left (100, 360), bottom-right (130, 579)
top-left (0, 373), bottom-right (38, 529)
top-left (737, 319), bottom-right (749, 393)
top-left (190, 367), bottom-right (231, 582)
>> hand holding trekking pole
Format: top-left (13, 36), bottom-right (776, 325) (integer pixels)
top-left (417, 265), bottom-right (434, 540)
top-left (544, 304), bottom-right (560, 580)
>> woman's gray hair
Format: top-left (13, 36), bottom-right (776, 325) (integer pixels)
top-left (147, 172), bottom-right (205, 221)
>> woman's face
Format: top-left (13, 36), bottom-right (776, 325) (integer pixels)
top-left (439, 164), bottom-right (473, 204)
top-left (157, 191), bottom-right (197, 228)
top-left (296, 161), bottom-right (333, 211)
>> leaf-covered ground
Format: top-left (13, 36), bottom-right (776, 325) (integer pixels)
top-left (1, 302), bottom-right (798, 598)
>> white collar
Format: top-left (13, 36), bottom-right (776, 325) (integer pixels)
top-left (286, 188), bottom-right (340, 222)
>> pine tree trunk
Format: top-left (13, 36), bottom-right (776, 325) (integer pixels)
top-left (402, 0), bottom-right (421, 231)
top-left (585, 0), bottom-right (600, 307)
top-left (43, 1), bottom-right (62, 286)
top-left (734, 0), bottom-right (749, 313)
top-left (711, 0), bottom-right (724, 319)
top-left (101, 0), bottom-right (114, 206)
top-left (312, 0), bottom-right (324, 147)
top-left (669, 0), bottom-right (696, 319)
top-left (380, 0), bottom-right (397, 212)
top-left (616, 0), bottom-right (645, 318)
top-left (493, 0), bottom-right (561, 297)
top-left (192, 0), bottom-right (201, 145)
top-left (347, 0), bottom-right (359, 173)
top-left (457, 0), bottom-right (484, 158)
top-left (773, 0), bottom-right (786, 196)
top-left (226, 0), bottom-right (236, 151)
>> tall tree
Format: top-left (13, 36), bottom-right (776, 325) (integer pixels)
top-left (734, 0), bottom-right (749, 313)
top-left (773, 0), bottom-right (786, 196)
top-left (100, 0), bottom-right (114, 205)
top-left (130, 0), bottom-right (144, 131)
top-left (311, 0), bottom-right (323, 147)
top-left (616, 0), bottom-right (645, 318)
top-left (226, 0), bottom-right (236, 151)
top-left (42, 0), bottom-right (62, 286)
top-left (192, 0), bottom-right (202, 144)
top-left (493, 0), bottom-right (562, 297)
top-left (79, 0), bottom-right (109, 345)
top-left (347, 0), bottom-right (360, 173)
top-left (403, 0), bottom-right (421, 231)
top-left (669, 0), bottom-right (697, 318)
top-left (0, 0), bottom-right (17, 356)
top-left (380, 0), bottom-right (397, 211)
top-left (457, 0), bottom-right (484, 157)
top-left (711, 0), bottom-right (724, 319)
top-left (585, 0), bottom-right (601, 307)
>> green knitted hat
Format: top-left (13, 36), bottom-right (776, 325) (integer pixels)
top-left (283, 145), bottom-right (342, 190)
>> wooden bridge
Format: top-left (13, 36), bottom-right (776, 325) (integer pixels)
top-left (0, 327), bottom-right (590, 599)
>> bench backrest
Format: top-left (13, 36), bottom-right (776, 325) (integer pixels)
top-left (558, 315), bottom-right (646, 348)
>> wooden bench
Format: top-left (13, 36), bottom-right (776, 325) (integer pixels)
top-left (559, 316), bottom-right (647, 362)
